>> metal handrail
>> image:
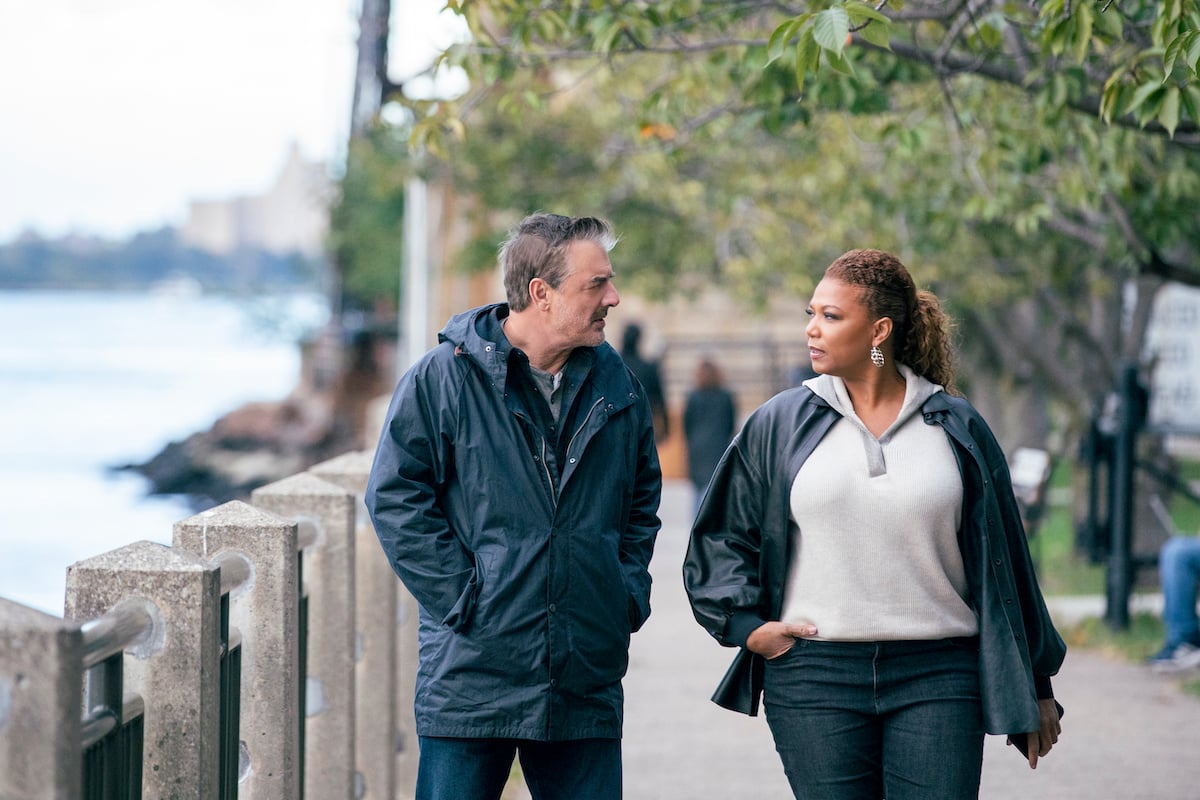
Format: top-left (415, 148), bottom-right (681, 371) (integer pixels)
top-left (213, 550), bottom-right (251, 596)
top-left (297, 518), bottom-right (319, 550)
top-left (80, 599), bottom-right (154, 670)
top-left (203, 520), bottom-right (312, 599)
top-left (80, 549), bottom-right (252, 669)
top-left (81, 694), bottom-right (145, 749)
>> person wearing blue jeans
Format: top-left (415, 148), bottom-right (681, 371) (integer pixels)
top-left (414, 738), bottom-right (621, 799)
top-left (366, 214), bottom-right (662, 800)
top-left (685, 250), bottom-right (1066, 799)
top-left (1148, 535), bottom-right (1200, 672)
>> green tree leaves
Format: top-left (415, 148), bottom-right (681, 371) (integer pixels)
top-left (336, 0), bottom-right (1200, 441)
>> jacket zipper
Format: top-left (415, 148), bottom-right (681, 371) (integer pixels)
top-left (564, 397), bottom-right (606, 469)
top-left (537, 432), bottom-right (556, 507)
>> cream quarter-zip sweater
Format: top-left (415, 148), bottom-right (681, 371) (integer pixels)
top-left (779, 366), bottom-right (979, 641)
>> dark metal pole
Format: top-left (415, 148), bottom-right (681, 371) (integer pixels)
top-left (1104, 362), bottom-right (1143, 630)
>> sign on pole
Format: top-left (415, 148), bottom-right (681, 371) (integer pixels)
top-left (1144, 283), bottom-right (1200, 435)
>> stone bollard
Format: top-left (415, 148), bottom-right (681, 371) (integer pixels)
top-left (252, 472), bottom-right (357, 800)
top-left (0, 598), bottom-right (83, 800)
top-left (64, 540), bottom-right (222, 799)
top-left (310, 450), bottom-right (409, 800)
top-left (174, 501), bottom-right (301, 800)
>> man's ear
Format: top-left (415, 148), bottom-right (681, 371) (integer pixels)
top-left (872, 317), bottom-right (894, 347)
top-left (529, 277), bottom-right (550, 309)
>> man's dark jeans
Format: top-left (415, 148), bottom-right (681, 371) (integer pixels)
top-left (763, 637), bottom-right (985, 800)
top-left (415, 735), bottom-right (621, 800)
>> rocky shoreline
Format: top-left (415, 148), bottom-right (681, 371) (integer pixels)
top-left (117, 393), bottom-right (351, 511)
top-left (119, 328), bottom-right (391, 510)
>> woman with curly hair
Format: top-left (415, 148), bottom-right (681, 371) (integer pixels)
top-left (684, 249), bottom-right (1066, 799)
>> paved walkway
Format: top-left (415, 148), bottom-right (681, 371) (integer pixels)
top-left (612, 481), bottom-right (1200, 800)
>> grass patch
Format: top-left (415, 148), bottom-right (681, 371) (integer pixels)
top-left (1058, 612), bottom-right (1200, 698)
top-left (1059, 611), bottom-right (1163, 660)
top-left (1027, 460), bottom-right (1200, 697)
top-left (1168, 458), bottom-right (1200, 533)
top-left (1025, 464), bottom-right (1104, 596)
top-left (1026, 456), bottom-right (1198, 595)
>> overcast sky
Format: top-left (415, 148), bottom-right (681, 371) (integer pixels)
top-left (0, 0), bottom-right (465, 242)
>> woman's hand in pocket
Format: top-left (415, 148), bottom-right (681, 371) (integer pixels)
top-left (747, 621), bottom-right (818, 660)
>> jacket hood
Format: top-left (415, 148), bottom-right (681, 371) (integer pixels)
top-left (438, 303), bottom-right (505, 353)
top-left (802, 364), bottom-right (943, 476)
top-left (436, 302), bottom-right (635, 403)
top-left (437, 303), bottom-right (510, 385)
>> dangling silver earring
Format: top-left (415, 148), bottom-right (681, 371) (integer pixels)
top-left (870, 345), bottom-right (885, 368)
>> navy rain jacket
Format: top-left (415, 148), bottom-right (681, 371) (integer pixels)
top-left (366, 304), bottom-right (662, 740)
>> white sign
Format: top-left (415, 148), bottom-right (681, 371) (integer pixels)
top-left (1144, 283), bottom-right (1200, 432)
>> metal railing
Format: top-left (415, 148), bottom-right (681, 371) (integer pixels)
top-left (1, 450), bottom-right (382, 800)
top-left (80, 600), bottom-right (153, 800)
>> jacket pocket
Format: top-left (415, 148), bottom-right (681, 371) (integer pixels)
top-left (441, 552), bottom-right (482, 632)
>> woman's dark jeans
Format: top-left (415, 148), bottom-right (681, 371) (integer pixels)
top-left (763, 637), bottom-right (985, 800)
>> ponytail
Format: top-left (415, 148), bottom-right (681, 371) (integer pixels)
top-left (899, 290), bottom-right (957, 394)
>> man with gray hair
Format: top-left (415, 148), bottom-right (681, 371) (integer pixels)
top-left (366, 212), bottom-right (663, 800)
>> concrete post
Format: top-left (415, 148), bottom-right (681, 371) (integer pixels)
top-left (252, 472), bottom-right (357, 800)
top-left (309, 450), bottom-right (406, 800)
top-left (0, 599), bottom-right (83, 800)
top-left (174, 501), bottom-right (301, 800)
top-left (64, 540), bottom-right (222, 800)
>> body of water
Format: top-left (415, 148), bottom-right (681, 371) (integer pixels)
top-left (0, 289), bottom-right (329, 616)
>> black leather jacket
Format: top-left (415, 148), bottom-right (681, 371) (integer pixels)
top-left (683, 385), bottom-right (1066, 735)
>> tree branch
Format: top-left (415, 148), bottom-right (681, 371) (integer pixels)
top-left (884, 39), bottom-right (1200, 149)
top-left (1143, 250), bottom-right (1200, 287)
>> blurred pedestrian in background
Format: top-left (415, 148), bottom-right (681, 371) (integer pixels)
top-left (683, 357), bottom-right (736, 515)
top-left (621, 322), bottom-right (670, 444)
top-left (1147, 534), bottom-right (1200, 672)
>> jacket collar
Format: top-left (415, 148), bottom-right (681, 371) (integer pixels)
top-left (437, 303), bottom-right (638, 414)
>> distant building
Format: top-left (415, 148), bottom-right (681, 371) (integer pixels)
top-left (181, 142), bottom-right (331, 258)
